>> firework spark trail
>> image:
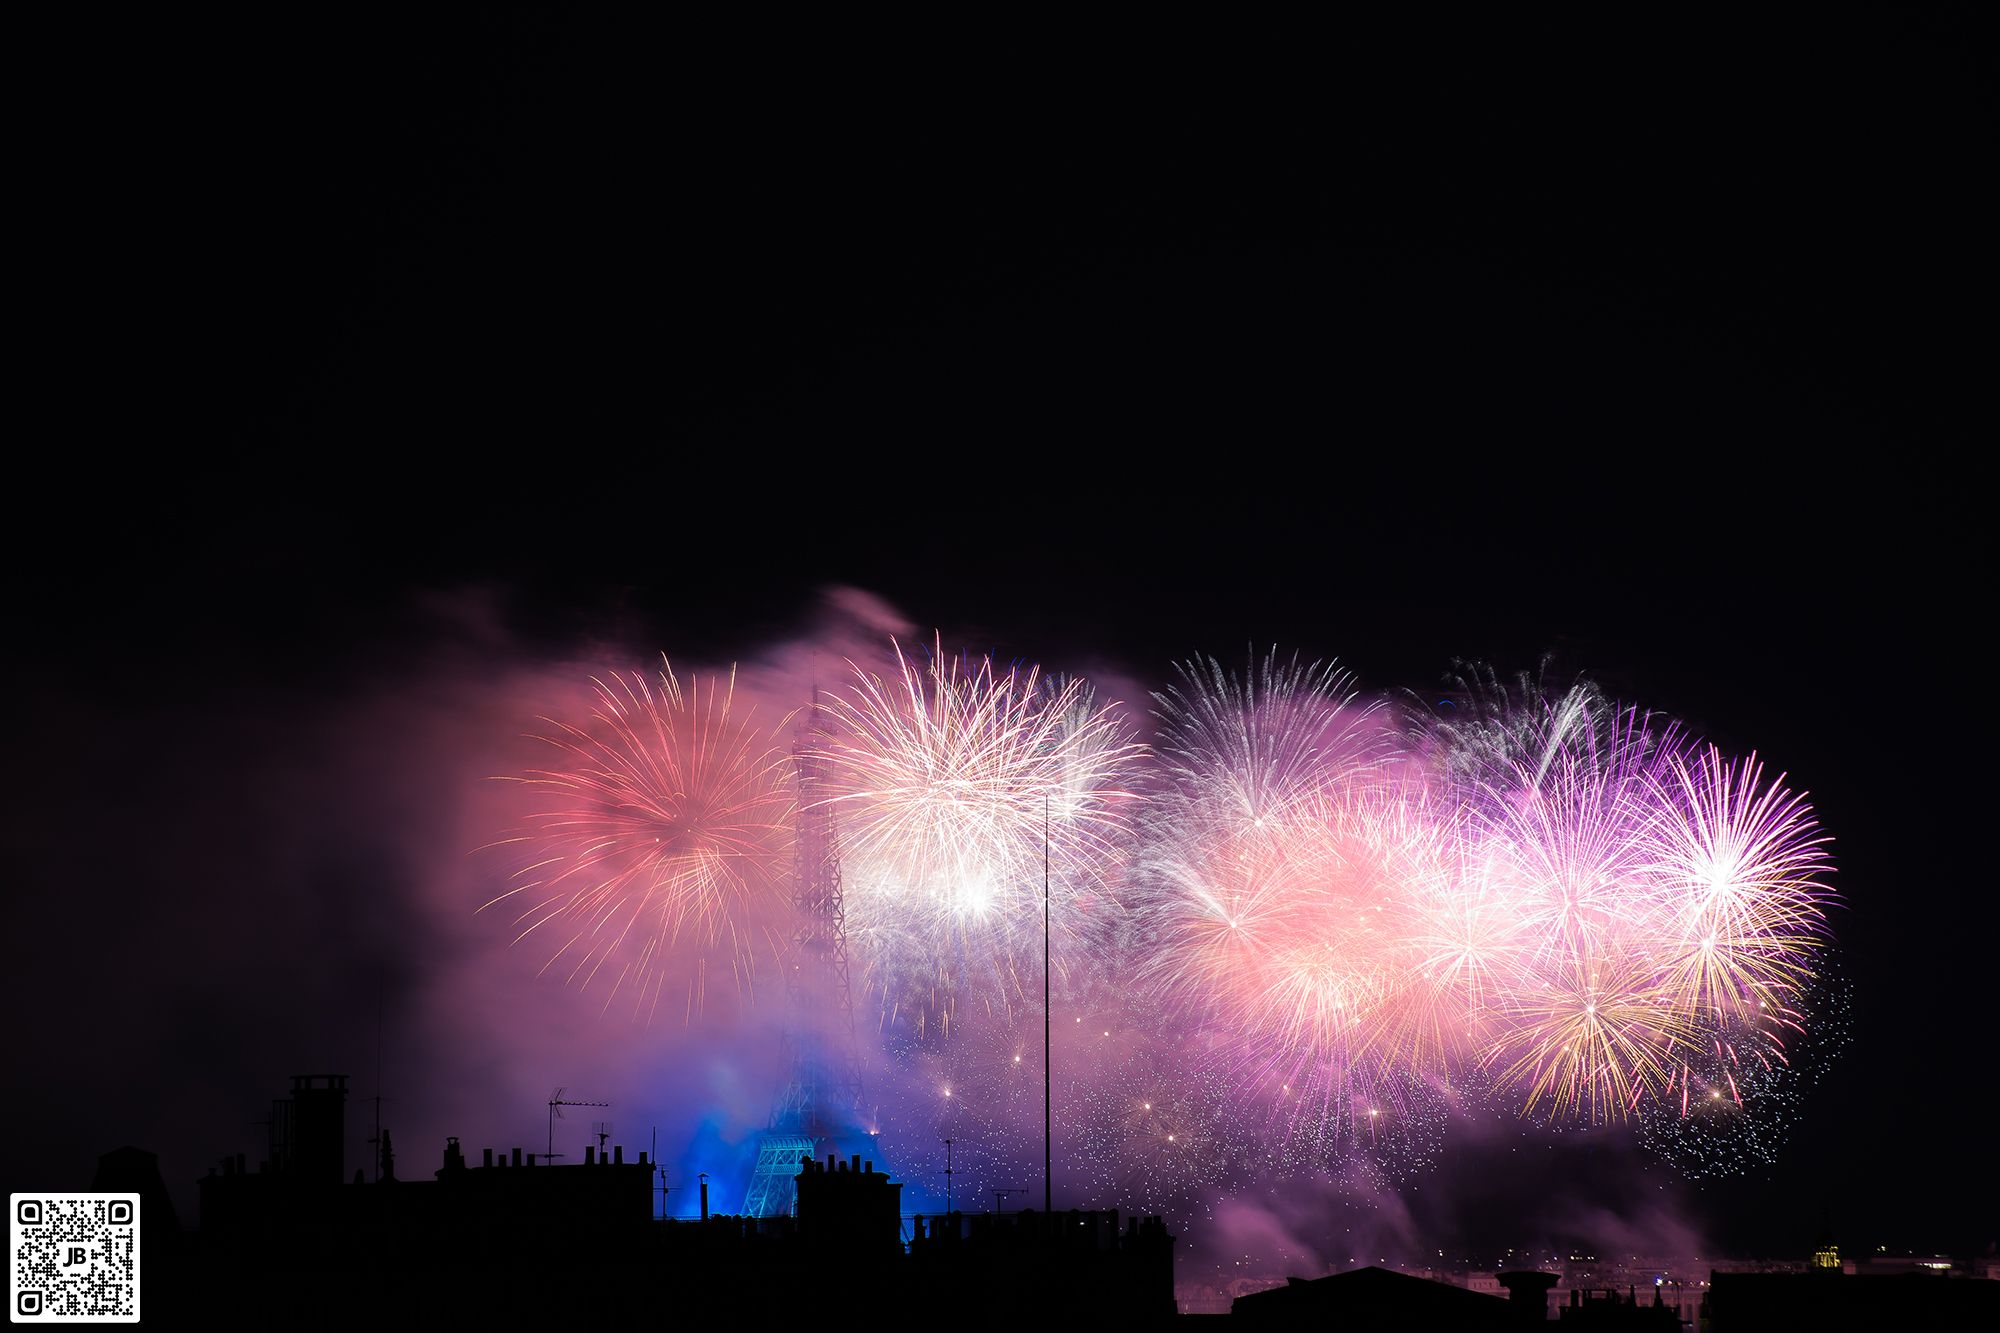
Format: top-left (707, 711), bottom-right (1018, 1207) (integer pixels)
top-left (815, 636), bottom-right (1145, 1038)
top-left (480, 660), bottom-right (796, 1023)
top-left (1639, 746), bottom-right (1835, 1019)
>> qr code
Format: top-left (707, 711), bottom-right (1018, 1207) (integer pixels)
top-left (9, 1196), bottom-right (138, 1324)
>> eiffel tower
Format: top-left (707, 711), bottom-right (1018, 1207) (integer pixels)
top-left (741, 699), bottom-right (864, 1216)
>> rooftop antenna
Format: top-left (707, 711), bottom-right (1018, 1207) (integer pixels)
top-left (365, 1000), bottom-right (392, 1182)
top-left (1043, 792), bottom-right (1052, 1220)
top-left (546, 1088), bottom-right (611, 1162)
top-left (592, 1121), bottom-right (613, 1154)
top-left (943, 1138), bottom-right (954, 1217)
top-left (652, 1126), bottom-right (668, 1220)
top-left (993, 1187), bottom-right (1027, 1214)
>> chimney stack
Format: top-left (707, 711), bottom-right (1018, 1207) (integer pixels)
top-left (614, 1145), bottom-right (623, 1165)
top-left (585, 1147), bottom-right (595, 1165)
top-left (1497, 1272), bottom-right (1559, 1325)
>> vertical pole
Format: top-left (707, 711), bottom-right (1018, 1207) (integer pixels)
top-left (373, 999), bottom-right (383, 1183)
top-left (1044, 793), bottom-right (1052, 1222)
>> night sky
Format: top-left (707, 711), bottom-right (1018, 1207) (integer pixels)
top-left (8, 13), bottom-right (1991, 1272)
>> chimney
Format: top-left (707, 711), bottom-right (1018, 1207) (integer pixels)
top-left (526, 1154), bottom-right (536, 1167)
top-left (235, 1153), bottom-right (246, 1176)
top-left (639, 1151), bottom-right (648, 1167)
top-left (864, 1160), bottom-right (873, 1175)
top-left (512, 1148), bottom-right (522, 1168)
top-left (289, 1074), bottom-right (349, 1187)
top-left (613, 1146), bottom-right (623, 1165)
top-left (585, 1147), bottom-right (595, 1166)
top-left (699, 1178), bottom-right (709, 1220)
top-left (1496, 1271), bottom-right (1558, 1324)
top-left (483, 1148), bottom-right (494, 1169)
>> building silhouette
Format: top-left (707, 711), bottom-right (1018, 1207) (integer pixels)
top-left (113, 1071), bottom-right (2000, 1326)
top-left (1704, 1268), bottom-right (1999, 1331)
top-left (170, 1073), bottom-right (1177, 1326)
top-left (1551, 1282), bottom-right (1678, 1329)
top-left (1232, 1264), bottom-right (1557, 1327)
top-left (1811, 1213), bottom-right (1840, 1272)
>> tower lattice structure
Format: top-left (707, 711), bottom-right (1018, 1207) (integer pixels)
top-left (742, 700), bottom-right (864, 1216)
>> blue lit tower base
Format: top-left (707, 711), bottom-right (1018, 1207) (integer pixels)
top-left (742, 702), bottom-right (863, 1217)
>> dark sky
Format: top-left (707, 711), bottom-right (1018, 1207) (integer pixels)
top-left (8, 13), bottom-right (1991, 1261)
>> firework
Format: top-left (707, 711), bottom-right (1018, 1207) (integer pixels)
top-left (817, 637), bottom-right (1144, 1037)
top-left (481, 660), bottom-right (796, 1022)
top-left (1135, 654), bottom-right (1430, 1152)
top-left (1132, 659), bottom-right (1838, 1150)
top-left (483, 643), bottom-right (1841, 1209)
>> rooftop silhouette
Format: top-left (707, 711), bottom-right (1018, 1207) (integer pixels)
top-left (79, 1069), bottom-right (1999, 1327)
top-left (155, 1072), bottom-right (1178, 1326)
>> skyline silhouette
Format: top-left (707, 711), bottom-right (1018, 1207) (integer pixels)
top-left (5, 11), bottom-right (1992, 1322)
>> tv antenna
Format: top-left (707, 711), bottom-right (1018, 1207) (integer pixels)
top-left (366, 1000), bottom-right (393, 1182)
top-left (546, 1088), bottom-right (611, 1162)
top-left (652, 1126), bottom-right (669, 1220)
top-left (592, 1121), bottom-right (613, 1154)
top-left (992, 1187), bottom-right (1027, 1214)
